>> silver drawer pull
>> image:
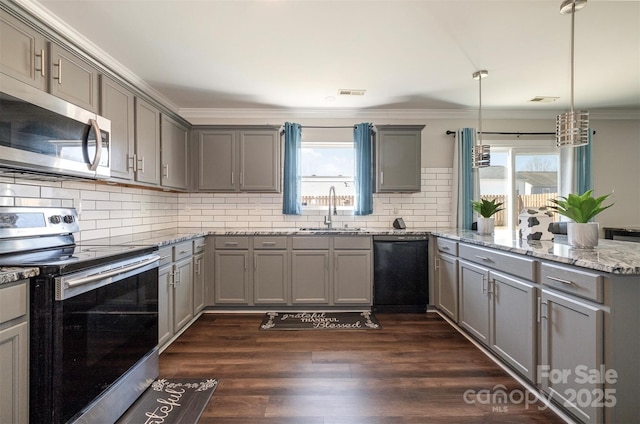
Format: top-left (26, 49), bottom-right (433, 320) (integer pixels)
top-left (179, 249), bottom-right (190, 254)
top-left (262, 242), bottom-right (276, 246)
top-left (546, 276), bottom-right (574, 286)
top-left (159, 255), bottom-right (171, 261)
top-left (475, 255), bottom-right (493, 262)
top-left (224, 242), bottom-right (239, 246)
top-left (196, 244), bottom-right (206, 249)
top-left (440, 246), bottom-right (450, 250)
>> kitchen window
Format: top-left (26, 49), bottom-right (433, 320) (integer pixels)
top-left (478, 139), bottom-right (560, 230)
top-left (301, 141), bottom-right (355, 209)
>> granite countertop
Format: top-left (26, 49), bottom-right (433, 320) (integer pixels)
top-left (432, 228), bottom-right (640, 275)
top-left (0, 267), bottom-right (39, 286)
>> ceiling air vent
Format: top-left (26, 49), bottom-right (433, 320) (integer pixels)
top-left (338, 89), bottom-right (366, 96)
top-left (529, 96), bottom-right (559, 103)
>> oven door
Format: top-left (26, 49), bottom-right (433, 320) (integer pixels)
top-left (30, 255), bottom-right (159, 424)
top-left (0, 74), bottom-right (110, 179)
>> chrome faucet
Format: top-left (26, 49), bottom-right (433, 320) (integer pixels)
top-left (324, 185), bottom-right (337, 229)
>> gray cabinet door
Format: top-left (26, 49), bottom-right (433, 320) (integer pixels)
top-left (173, 257), bottom-right (194, 332)
top-left (0, 9), bottom-right (46, 90)
top-left (196, 130), bottom-right (236, 191)
top-left (291, 251), bottom-right (330, 304)
top-left (158, 263), bottom-right (174, 347)
top-left (254, 251), bottom-right (289, 304)
top-left (333, 250), bottom-right (371, 304)
top-left (134, 98), bottom-right (161, 185)
top-left (100, 75), bottom-right (134, 180)
top-left (214, 251), bottom-right (250, 304)
top-left (161, 114), bottom-right (188, 190)
top-left (541, 290), bottom-right (603, 424)
top-left (239, 130), bottom-right (280, 192)
top-left (436, 252), bottom-right (458, 322)
top-left (489, 270), bottom-right (537, 381)
top-left (193, 252), bottom-right (205, 314)
top-left (458, 259), bottom-right (490, 344)
top-left (0, 322), bottom-right (28, 424)
top-left (48, 42), bottom-right (99, 112)
top-left (376, 127), bottom-right (422, 192)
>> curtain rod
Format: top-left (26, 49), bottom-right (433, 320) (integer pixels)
top-left (279, 124), bottom-right (375, 134)
top-left (445, 130), bottom-right (595, 137)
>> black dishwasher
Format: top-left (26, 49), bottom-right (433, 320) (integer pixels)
top-left (373, 235), bottom-right (429, 313)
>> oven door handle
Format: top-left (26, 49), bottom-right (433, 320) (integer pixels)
top-left (63, 256), bottom-right (159, 289)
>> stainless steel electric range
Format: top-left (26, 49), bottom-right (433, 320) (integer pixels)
top-left (0, 206), bottom-right (160, 424)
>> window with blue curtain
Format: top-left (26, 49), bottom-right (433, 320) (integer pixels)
top-left (353, 123), bottom-right (373, 215)
top-left (282, 122), bottom-right (302, 215)
top-left (453, 128), bottom-right (475, 229)
top-left (575, 129), bottom-right (593, 195)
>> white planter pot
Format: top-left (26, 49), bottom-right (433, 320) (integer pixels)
top-left (476, 217), bottom-right (495, 235)
top-left (567, 222), bottom-right (599, 248)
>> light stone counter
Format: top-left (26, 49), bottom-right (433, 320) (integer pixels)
top-left (432, 228), bottom-right (640, 275)
top-left (0, 267), bottom-right (39, 286)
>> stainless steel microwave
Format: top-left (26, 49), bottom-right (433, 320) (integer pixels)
top-left (0, 74), bottom-right (110, 179)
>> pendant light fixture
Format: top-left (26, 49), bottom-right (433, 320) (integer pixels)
top-left (472, 70), bottom-right (490, 168)
top-left (556, 0), bottom-right (589, 147)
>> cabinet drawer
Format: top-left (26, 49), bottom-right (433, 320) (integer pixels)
top-left (541, 262), bottom-right (604, 303)
top-left (436, 237), bottom-right (458, 255)
top-left (215, 236), bottom-right (249, 250)
top-left (292, 236), bottom-right (330, 250)
top-left (193, 237), bottom-right (207, 253)
top-left (173, 241), bottom-right (193, 261)
top-left (333, 236), bottom-right (371, 250)
top-left (459, 243), bottom-right (535, 281)
top-left (0, 282), bottom-right (27, 324)
top-left (253, 236), bottom-right (287, 249)
top-left (158, 246), bottom-right (173, 267)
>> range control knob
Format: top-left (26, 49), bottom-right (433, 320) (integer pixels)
top-left (63, 215), bottom-right (75, 224)
top-left (49, 215), bottom-right (62, 224)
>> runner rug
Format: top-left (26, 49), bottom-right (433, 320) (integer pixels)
top-left (259, 311), bottom-right (381, 330)
top-left (116, 378), bottom-right (218, 424)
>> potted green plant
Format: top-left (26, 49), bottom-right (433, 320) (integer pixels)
top-left (471, 198), bottom-right (505, 235)
top-left (548, 190), bottom-right (614, 248)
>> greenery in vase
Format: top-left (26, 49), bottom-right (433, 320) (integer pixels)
top-left (471, 198), bottom-right (505, 218)
top-left (548, 190), bottom-right (614, 223)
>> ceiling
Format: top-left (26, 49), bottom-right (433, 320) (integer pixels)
top-left (32, 0), bottom-right (640, 115)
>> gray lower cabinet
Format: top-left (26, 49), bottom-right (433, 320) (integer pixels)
top-left (157, 251), bottom-right (174, 348)
top-left (0, 280), bottom-right (29, 424)
top-left (291, 237), bottom-right (330, 304)
top-left (193, 238), bottom-right (206, 314)
top-left (458, 259), bottom-right (491, 344)
top-left (435, 251), bottom-right (458, 321)
top-left (214, 237), bottom-right (250, 304)
top-left (173, 255), bottom-right (194, 332)
top-left (253, 237), bottom-right (288, 305)
top-left (540, 289), bottom-right (603, 424)
top-left (161, 114), bottom-right (189, 190)
top-left (100, 75), bottom-right (135, 180)
top-left (0, 9), bottom-right (47, 91)
top-left (375, 125), bottom-right (424, 192)
top-left (333, 236), bottom-right (372, 304)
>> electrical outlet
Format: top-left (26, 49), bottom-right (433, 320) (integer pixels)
top-left (393, 207), bottom-right (399, 214)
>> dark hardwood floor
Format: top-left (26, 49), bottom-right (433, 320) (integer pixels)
top-left (159, 312), bottom-right (567, 424)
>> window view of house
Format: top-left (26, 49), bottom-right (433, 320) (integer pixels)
top-left (301, 142), bottom-right (355, 209)
top-left (478, 143), bottom-right (559, 230)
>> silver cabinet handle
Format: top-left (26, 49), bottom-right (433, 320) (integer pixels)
top-left (537, 296), bottom-right (542, 323)
top-left (546, 276), bottom-right (574, 286)
top-left (169, 271), bottom-right (176, 287)
top-left (128, 155), bottom-right (136, 172)
top-left (53, 58), bottom-right (62, 84)
top-left (262, 241), bottom-right (276, 246)
top-left (159, 255), bottom-right (171, 261)
top-left (380, 171), bottom-right (384, 185)
top-left (481, 275), bottom-right (487, 294)
top-left (231, 171), bottom-right (234, 184)
top-left (36, 49), bottom-right (45, 76)
top-left (196, 244), bottom-right (206, 250)
top-left (162, 163), bottom-right (169, 179)
top-left (195, 259), bottom-right (201, 275)
top-left (87, 119), bottom-right (102, 171)
top-left (244, 256), bottom-right (247, 271)
top-left (224, 242), bottom-right (239, 247)
top-left (179, 249), bottom-right (190, 254)
top-left (434, 257), bottom-right (440, 271)
top-left (137, 156), bottom-right (145, 173)
top-left (441, 245), bottom-right (450, 251)
top-left (475, 255), bottom-right (493, 262)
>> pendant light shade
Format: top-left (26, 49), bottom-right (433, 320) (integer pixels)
top-left (556, 0), bottom-right (589, 147)
top-left (472, 70), bottom-right (490, 168)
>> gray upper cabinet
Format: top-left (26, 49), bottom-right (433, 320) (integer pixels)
top-left (48, 42), bottom-right (99, 112)
top-left (134, 97), bottom-right (161, 185)
top-left (161, 114), bottom-right (189, 190)
top-left (100, 75), bottom-right (135, 180)
top-left (194, 127), bottom-right (280, 192)
top-left (375, 125), bottom-right (424, 192)
top-left (0, 9), bottom-right (46, 90)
